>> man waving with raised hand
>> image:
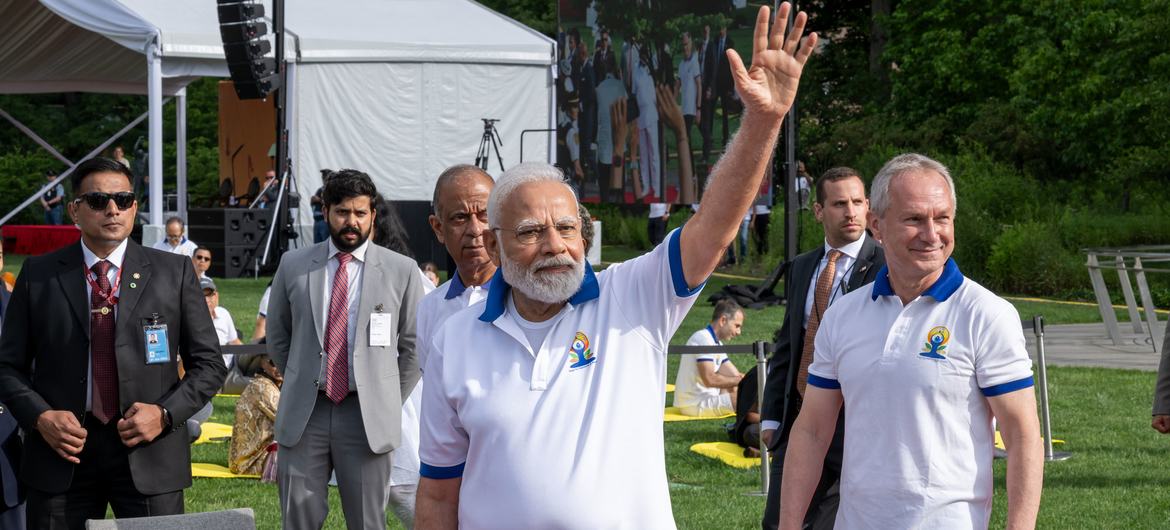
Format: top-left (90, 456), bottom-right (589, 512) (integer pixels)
top-left (415, 5), bottom-right (816, 529)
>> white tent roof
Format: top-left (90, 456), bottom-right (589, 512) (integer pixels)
top-left (0, 0), bottom-right (554, 95)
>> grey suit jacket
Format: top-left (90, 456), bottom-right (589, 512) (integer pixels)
top-left (268, 241), bottom-right (423, 454)
top-left (1153, 323), bottom-right (1170, 415)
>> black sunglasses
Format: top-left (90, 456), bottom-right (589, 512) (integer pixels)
top-left (75, 192), bottom-right (136, 211)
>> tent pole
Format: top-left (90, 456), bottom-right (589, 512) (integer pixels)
top-left (0, 109), bottom-right (74, 167)
top-left (176, 87), bottom-right (188, 223)
top-left (0, 107), bottom-right (159, 227)
top-left (146, 41), bottom-right (164, 246)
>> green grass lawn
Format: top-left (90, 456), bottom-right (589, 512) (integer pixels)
top-left (4, 253), bottom-right (1168, 527)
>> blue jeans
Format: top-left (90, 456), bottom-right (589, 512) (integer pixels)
top-left (44, 206), bottom-right (62, 225)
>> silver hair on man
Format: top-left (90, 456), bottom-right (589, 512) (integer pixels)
top-left (488, 163), bottom-right (584, 304)
top-left (869, 153), bottom-right (957, 216)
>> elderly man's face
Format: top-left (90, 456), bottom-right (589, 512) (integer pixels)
top-left (869, 170), bottom-right (955, 283)
top-left (815, 176), bottom-right (868, 248)
top-left (429, 175), bottom-right (494, 273)
top-left (166, 222), bottom-right (184, 245)
top-left (491, 181), bottom-right (585, 304)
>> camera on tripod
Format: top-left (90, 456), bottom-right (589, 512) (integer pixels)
top-left (476, 118), bottom-right (504, 172)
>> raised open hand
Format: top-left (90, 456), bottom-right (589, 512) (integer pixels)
top-left (726, 3), bottom-right (817, 120)
top-left (655, 84), bottom-right (686, 135)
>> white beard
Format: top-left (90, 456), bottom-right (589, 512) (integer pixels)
top-left (501, 252), bottom-right (584, 304)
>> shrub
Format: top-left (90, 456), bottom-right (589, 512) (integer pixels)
top-left (986, 221), bottom-right (1084, 295)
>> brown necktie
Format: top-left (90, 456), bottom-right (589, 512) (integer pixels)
top-left (90, 260), bottom-right (119, 423)
top-left (797, 249), bottom-right (842, 396)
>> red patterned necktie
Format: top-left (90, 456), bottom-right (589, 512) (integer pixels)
top-left (797, 249), bottom-right (842, 396)
top-left (90, 260), bottom-right (119, 423)
top-left (324, 252), bottom-right (353, 404)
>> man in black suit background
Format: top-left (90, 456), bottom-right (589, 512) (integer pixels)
top-left (0, 157), bottom-right (226, 529)
top-left (761, 167), bottom-right (885, 530)
top-left (0, 238), bottom-right (23, 528)
top-left (701, 22), bottom-right (735, 170)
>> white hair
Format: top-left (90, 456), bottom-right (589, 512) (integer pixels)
top-left (486, 162), bottom-right (577, 229)
top-left (869, 153), bottom-right (957, 216)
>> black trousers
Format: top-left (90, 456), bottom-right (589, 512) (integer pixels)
top-left (598, 162), bottom-right (613, 203)
top-left (647, 217), bottom-right (668, 247)
top-left (700, 91), bottom-right (733, 168)
top-left (762, 412), bottom-right (846, 530)
top-left (27, 413), bottom-right (183, 530)
top-left (753, 212), bottom-right (771, 255)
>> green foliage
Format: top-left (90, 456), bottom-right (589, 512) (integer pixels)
top-left (477, 0), bottom-right (556, 36)
top-left (986, 221), bottom-right (1083, 295)
top-left (0, 149), bottom-right (61, 224)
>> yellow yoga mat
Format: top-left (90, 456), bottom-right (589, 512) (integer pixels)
top-left (664, 407), bottom-right (734, 422)
top-left (994, 431), bottom-right (1064, 451)
top-left (194, 422), bottom-right (234, 445)
top-left (191, 462), bottom-right (258, 479)
top-left (690, 442), bottom-right (760, 469)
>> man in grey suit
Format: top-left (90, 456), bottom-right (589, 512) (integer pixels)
top-left (1151, 323), bottom-right (1170, 433)
top-left (268, 169), bottom-right (424, 529)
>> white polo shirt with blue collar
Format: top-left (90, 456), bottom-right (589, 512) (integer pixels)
top-left (392, 270), bottom-right (491, 488)
top-left (807, 258), bottom-right (1034, 529)
top-left (419, 228), bottom-right (704, 529)
top-left (673, 325), bottom-right (731, 413)
top-left (416, 270), bottom-right (494, 370)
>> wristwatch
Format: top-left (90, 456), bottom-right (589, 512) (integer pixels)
top-left (158, 404), bottom-right (173, 431)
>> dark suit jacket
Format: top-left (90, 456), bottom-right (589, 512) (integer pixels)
top-left (703, 35), bottom-right (735, 96)
top-left (0, 286), bottom-right (21, 509)
top-left (0, 240), bottom-right (226, 495)
top-left (762, 236), bottom-right (885, 451)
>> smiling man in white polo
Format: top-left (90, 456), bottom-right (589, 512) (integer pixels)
top-left (778, 153), bottom-right (1044, 530)
top-left (414, 5), bottom-right (818, 528)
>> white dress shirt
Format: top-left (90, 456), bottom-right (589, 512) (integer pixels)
top-left (802, 234), bottom-right (868, 327)
top-left (80, 238), bottom-right (129, 411)
top-left (318, 238), bottom-right (368, 392)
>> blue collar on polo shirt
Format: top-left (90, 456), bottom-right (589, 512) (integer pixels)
top-left (445, 269), bottom-right (495, 300)
top-left (706, 324), bottom-right (721, 345)
top-left (479, 261), bottom-right (600, 323)
top-left (871, 258), bottom-right (963, 302)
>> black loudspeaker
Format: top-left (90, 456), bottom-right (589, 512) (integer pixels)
top-left (188, 208), bottom-right (274, 277)
top-left (217, 0), bottom-right (279, 100)
top-left (204, 243), bottom-right (257, 278)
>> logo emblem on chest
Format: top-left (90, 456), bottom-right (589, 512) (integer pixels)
top-left (567, 331), bottom-right (596, 370)
top-left (919, 326), bottom-right (950, 360)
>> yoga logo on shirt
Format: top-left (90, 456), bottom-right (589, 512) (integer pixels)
top-left (567, 331), bottom-right (597, 370)
top-left (919, 326), bottom-right (950, 360)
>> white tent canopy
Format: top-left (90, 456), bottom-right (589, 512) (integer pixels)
top-left (0, 0), bottom-right (555, 241)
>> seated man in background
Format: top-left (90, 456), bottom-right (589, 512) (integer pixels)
top-left (202, 277), bottom-right (248, 394)
top-left (229, 355), bottom-right (282, 479)
top-left (192, 246), bottom-right (212, 279)
top-left (673, 299), bottom-right (745, 417)
top-left (152, 216), bottom-right (199, 256)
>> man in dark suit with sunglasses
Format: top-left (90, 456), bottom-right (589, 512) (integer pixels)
top-left (761, 167), bottom-right (884, 530)
top-left (0, 157), bottom-right (226, 529)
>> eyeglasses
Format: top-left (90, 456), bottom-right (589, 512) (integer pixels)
top-left (75, 191), bottom-right (135, 211)
top-left (193, 255), bottom-right (211, 262)
top-left (494, 222), bottom-right (580, 245)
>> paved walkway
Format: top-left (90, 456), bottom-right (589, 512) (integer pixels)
top-left (1027, 322), bottom-right (1166, 371)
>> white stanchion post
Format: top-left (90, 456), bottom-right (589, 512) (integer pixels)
top-left (745, 341), bottom-right (770, 496)
top-left (1033, 315), bottom-right (1071, 461)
